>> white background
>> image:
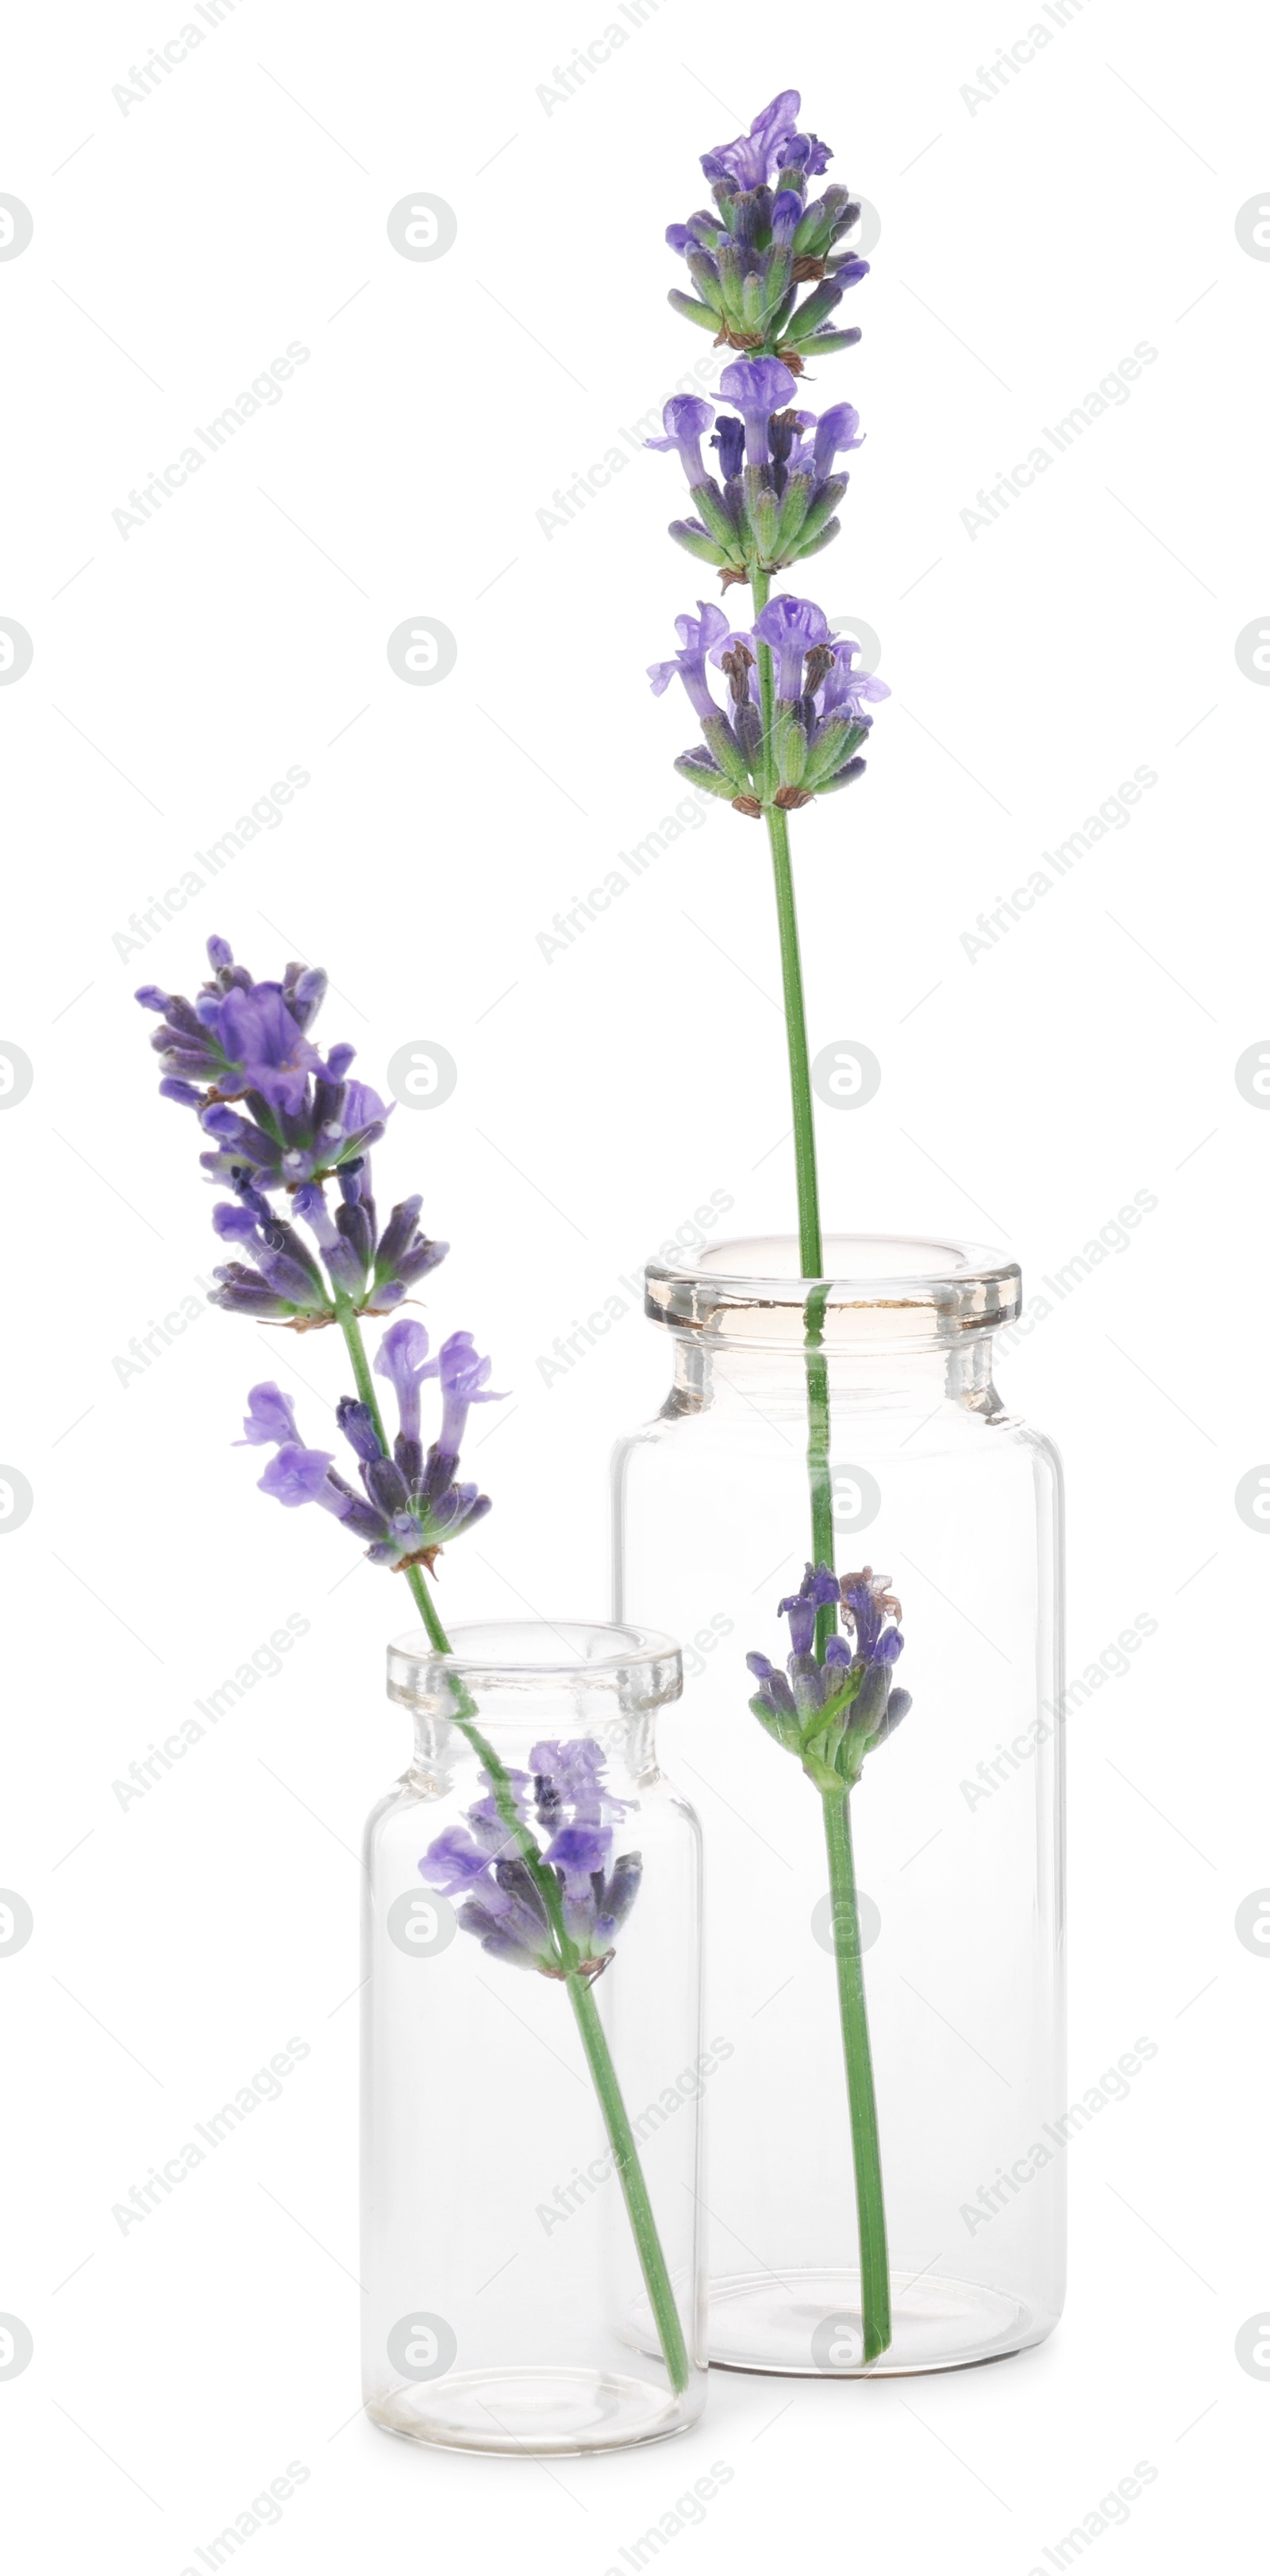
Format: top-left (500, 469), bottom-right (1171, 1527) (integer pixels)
top-left (1, 0), bottom-right (1265, 2566)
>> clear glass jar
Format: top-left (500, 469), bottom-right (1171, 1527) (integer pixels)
top-left (361, 1619), bottom-right (707, 2451)
top-left (612, 1237), bottom-right (1064, 2376)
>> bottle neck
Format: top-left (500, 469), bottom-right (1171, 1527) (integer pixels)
top-left (666, 1328), bottom-right (1003, 1415)
top-left (408, 1701), bottom-right (659, 1790)
top-left (387, 1622), bottom-right (681, 1789)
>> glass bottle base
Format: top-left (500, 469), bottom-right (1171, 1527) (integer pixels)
top-left (368, 2365), bottom-right (700, 2455)
top-left (707, 2267), bottom-right (1052, 2376)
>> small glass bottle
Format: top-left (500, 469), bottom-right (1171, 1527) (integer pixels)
top-left (612, 1235), bottom-right (1064, 2375)
top-left (362, 1619), bottom-right (707, 2451)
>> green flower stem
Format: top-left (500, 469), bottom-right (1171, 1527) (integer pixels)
top-left (803, 1285), bottom-right (837, 1662)
top-left (749, 560), bottom-right (893, 2360)
top-left (752, 564), bottom-right (776, 803)
top-left (763, 800), bottom-right (824, 1278)
top-left (337, 1303), bottom-right (691, 2394)
top-left (748, 568), bottom-right (825, 1277)
top-left (822, 1785), bottom-right (891, 2362)
top-left (566, 1972), bottom-right (691, 2394)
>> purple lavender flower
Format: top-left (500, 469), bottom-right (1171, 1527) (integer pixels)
top-left (813, 401), bottom-right (864, 477)
top-left (752, 593), bottom-right (833, 700)
top-left (746, 1562), bottom-right (910, 1788)
top-left (700, 90), bottom-right (805, 191)
top-left (244, 1317), bottom-right (506, 1570)
top-left (137, 939), bottom-right (391, 1196)
top-left (210, 1184), bottom-right (334, 1323)
top-left (665, 92), bottom-right (865, 375)
top-left (663, 603), bottom-right (885, 811)
top-left (257, 1442), bottom-right (352, 1516)
top-left (646, 399), bottom-right (749, 573)
top-left (433, 1330), bottom-right (507, 1464)
top-left (529, 1739), bottom-right (634, 1839)
top-left (820, 637), bottom-right (891, 728)
top-left (374, 1317), bottom-right (437, 1448)
top-left (235, 1384), bottom-right (300, 1446)
top-left (710, 414), bottom-right (745, 481)
top-left (770, 188), bottom-right (805, 248)
top-left (138, 939), bottom-right (450, 1328)
top-left (647, 601), bottom-right (732, 722)
top-left (206, 1162), bottom-right (443, 1327)
top-left (419, 1742), bottom-right (642, 1977)
top-left (777, 1561), bottom-right (841, 1654)
top-left (778, 129), bottom-right (833, 180)
top-left (196, 1068), bottom-right (390, 1194)
top-left (718, 357), bottom-right (799, 467)
top-left (655, 379), bottom-right (862, 587)
top-left (652, 603), bottom-right (756, 805)
top-left (645, 394), bottom-right (715, 486)
top-left (138, 947), bottom-right (325, 1107)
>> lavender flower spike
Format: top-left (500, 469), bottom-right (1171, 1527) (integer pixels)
top-left (418, 1742), bottom-right (643, 1979)
top-left (236, 1307), bottom-right (504, 1574)
top-left (746, 1562), bottom-right (910, 1789)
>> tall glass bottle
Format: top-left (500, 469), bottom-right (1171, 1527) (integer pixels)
top-left (613, 1237), bottom-right (1064, 2374)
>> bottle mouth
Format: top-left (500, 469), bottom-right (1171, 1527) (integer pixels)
top-left (387, 1619), bottom-right (683, 1708)
top-left (645, 1234), bottom-right (1021, 1347)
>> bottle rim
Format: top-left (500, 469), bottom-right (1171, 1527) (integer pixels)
top-left (645, 1232), bottom-right (1021, 1342)
top-left (387, 1619), bottom-right (683, 1708)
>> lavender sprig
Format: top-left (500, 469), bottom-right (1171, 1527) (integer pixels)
top-left (747, 1561), bottom-right (907, 2359)
top-left (135, 934), bottom-right (691, 2399)
top-left (649, 95), bottom-right (895, 2362)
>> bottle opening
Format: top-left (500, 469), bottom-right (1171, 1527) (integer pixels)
top-left (387, 1619), bottom-right (683, 1709)
top-left (646, 1234), bottom-right (1021, 1348)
